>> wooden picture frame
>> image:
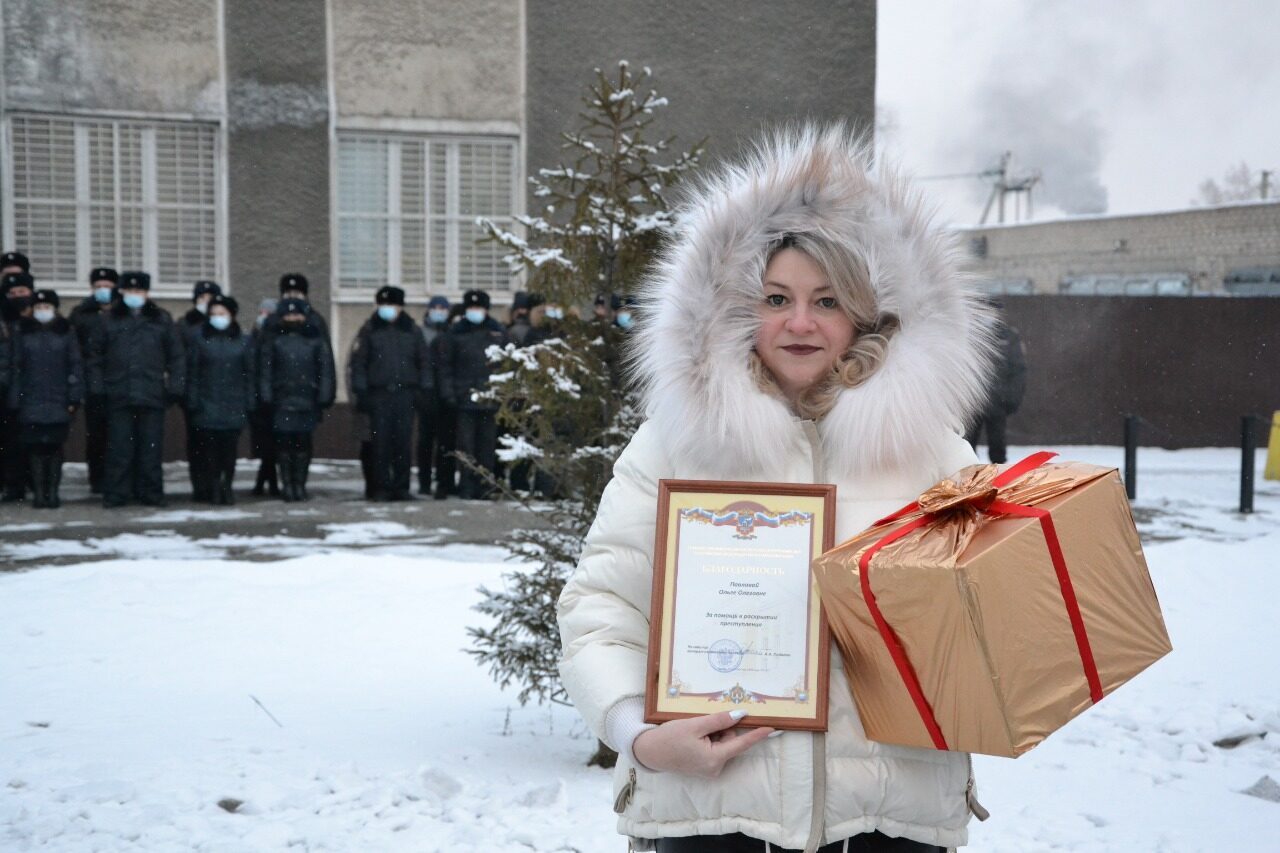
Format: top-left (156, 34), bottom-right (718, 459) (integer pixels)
top-left (645, 479), bottom-right (836, 731)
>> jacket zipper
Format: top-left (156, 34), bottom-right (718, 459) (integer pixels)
top-left (800, 420), bottom-right (826, 853)
top-left (614, 766), bottom-right (637, 814)
top-left (964, 754), bottom-right (990, 821)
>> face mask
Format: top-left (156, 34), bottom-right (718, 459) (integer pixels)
top-left (256, 315), bottom-right (268, 328)
top-left (33, 308), bottom-right (55, 324)
top-left (377, 305), bottom-right (399, 322)
top-left (122, 293), bottom-right (146, 310)
top-left (428, 309), bottom-right (449, 324)
top-left (616, 311), bottom-right (634, 329)
top-left (465, 308), bottom-right (486, 325)
top-left (195, 301), bottom-right (209, 315)
top-left (545, 307), bottom-right (564, 321)
top-left (209, 315), bottom-right (231, 331)
top-left (8, 295), bottom-right (33, 312)
top-left (94, 287), bottom-right (114, 304)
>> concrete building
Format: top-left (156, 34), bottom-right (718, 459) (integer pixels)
top-left (1, 0), bottom-right (877, 398)
top-left (958, 201), bottom-right (1280, 297)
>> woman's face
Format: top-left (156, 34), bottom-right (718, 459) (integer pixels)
top-left (755, 248), bottom-right (856, 403)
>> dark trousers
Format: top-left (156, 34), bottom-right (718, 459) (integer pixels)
top-left (84, 396), bottom-right (109, 493)
top-left (0, 408), bottom-right (27, 498)
top-left (655, 831), bottom-right (943, 853)
top-left (273, 430), bottom-right (313, 502)
top-left (432, 403), bottom-right (457, 496)
top-left (104, 405), bottom-right (166, 506)
top-left (966, 410), bottom-right (1008, 464)
top-left (455, 408), bottom-right (497, 499)
top-left (194, 428), bottom-right (240, 489)
top-left (22, 439), bottom-right (65, 509)
top-left (184, 408), bottom-right (212, 500)
top-left (415, 398), bottom-right (443, 492)
top-left (368, 388), bottom-right (415, 498)
top-left (249, 406), bottom-right (277, 494)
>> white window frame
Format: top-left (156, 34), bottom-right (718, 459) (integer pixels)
top-left (334, 130), bottom-right (521, 301)
top-left (2, 111), bottom-right (223, 298)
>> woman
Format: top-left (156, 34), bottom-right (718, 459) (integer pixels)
top-left (7, 288), bottom-right (83, 508)
top-left (186, 294), bottom-right (254, 504)
top-left (557, 126), bottom-right (996, 852)
top-left (258, 297), bottom-right (335, 502)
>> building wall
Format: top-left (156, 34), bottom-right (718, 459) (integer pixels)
top-left (525, 0), bottom-right (876, 188)
top-left (960, 202), bottom-right (1280, 294)
top-left (331, 0), bottom-right (522, 124)
top-left (223, 0), bottom-right (330, 336)
top-left (1, 0), bottom-right (221, 116)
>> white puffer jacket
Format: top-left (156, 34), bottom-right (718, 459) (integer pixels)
top-left (557, 125), bottom-right (996, 851)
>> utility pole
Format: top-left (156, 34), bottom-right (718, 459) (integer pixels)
top-left (1262, 170), bottom-right (1272, 201)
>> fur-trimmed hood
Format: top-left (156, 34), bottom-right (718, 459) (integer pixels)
top-left (630, 124), bottom-right (996, 480)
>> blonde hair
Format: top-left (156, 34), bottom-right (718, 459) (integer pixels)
top-left (750, 232), bottom-right (899, 420)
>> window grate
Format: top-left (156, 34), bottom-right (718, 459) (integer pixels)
top-left (5, 113), bottom-right (220, 295)
top-left (337, 132), bottom-right (518, 298)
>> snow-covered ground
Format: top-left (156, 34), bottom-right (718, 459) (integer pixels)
top-left (2, 446), bottom-right (1278, 851)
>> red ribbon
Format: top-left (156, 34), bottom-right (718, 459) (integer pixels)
top-left (856, 451), bottom-right (1104, 751)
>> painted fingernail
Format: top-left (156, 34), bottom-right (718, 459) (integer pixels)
top-left (767, 730), bottom-right (784, 738)
top-left (729, 709), bottom-right (749, 721)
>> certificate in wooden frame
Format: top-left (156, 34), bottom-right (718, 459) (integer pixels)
top-left (645, 479), bottom-right (835, 731)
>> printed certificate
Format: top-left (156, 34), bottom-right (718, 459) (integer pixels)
top-left (645, 480), bottom-right (835, 731)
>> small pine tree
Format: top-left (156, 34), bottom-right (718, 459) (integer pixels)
top-left (465, 62), bottom-right (702, 765)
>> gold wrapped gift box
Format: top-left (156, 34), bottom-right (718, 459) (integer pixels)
top-left (813, 453), bottom-right (1172, 758)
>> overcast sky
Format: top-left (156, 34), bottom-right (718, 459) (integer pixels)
top-left (876, 0), bottom-right (1280, 226)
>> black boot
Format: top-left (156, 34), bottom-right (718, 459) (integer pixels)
top-left (277, 454), bottom-right (296, 502)
top-left (29, 455), bottom-right (48, 509)
top-left (296, 449), bottom-right (312, 502)
top-left (220, 470), bottom-right (235, 505)
top-left (251, 464), bottom-right (266, 496)
top-left (47, 450), bottom-right (63, 509)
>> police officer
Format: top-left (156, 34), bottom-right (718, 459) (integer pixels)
top-left (350, 286), bottom-right (431, 501)
top-left (180, 280), bottom-right (223, 501)
top-left (1, 270), bottom-right (37, 501)
top-left (439, 289), bottom-right (510, 499)
top-left (186, 294), bottom-right (255, 505)
top-left (8, 289), bottom-right (84, 508)
top-left (87, 272), bottom-right (185, 508)
top-left (248, 298), bottom-right (279, 496)
top-left (273, 273), bottom-right (331, 341)
top-left (69, 267), bottom-right (120, 493)
top-left (417, 295), bottom-right (453, 496)
top-left (258, 298), bottom-right (335, 502)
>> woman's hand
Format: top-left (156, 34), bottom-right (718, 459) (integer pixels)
top-left (632, 710), bottom-right (775, 778)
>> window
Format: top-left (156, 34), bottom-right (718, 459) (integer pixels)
top-left (1224, 268), bottom-right (1280, 296)
top-left (336, 132), bottom-right (518, 297)
top-left (976, 277), bottom-right (1034, 296)
top-left (4, 113), bottom-right (220, 294)
top-left (1059, 273), bottom-right (1190, 296)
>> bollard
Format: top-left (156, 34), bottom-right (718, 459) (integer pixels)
top-left (1241, 415), bottom-right (1258, 514)
top-left (1123, 415), bottom-right (1138, 500)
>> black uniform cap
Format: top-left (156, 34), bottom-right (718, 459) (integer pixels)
top-left (90, 267), bottom-right (119, 284)
top-left (210, 293), bottom-right (239, 315)
top-left (2, 272), bottom-right (35, 294)
top-left (1, 251), bottom-right (30, 272)
top-left (120, 271), bottom-right (151, 290)
top-left (279, 273), bottom-right (309, 294)
top-left (33, 288), bottom-right (60, 308)
top-left (376, 285), bottom-right (406, 306)
top-left (193, 280), bottom-right (221, 300)
top-left (461, 289), bottom-right (491, 310)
